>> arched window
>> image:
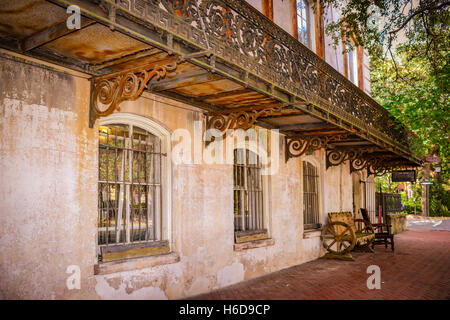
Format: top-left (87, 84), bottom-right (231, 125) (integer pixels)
top-left (97, 114), bottom-right (171, 262)
top-left (303, 160), bottom-right (320, 229)
top-left (233, 148), bottom-right (265, 236)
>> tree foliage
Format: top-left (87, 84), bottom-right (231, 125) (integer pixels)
top-left (319, 0), bottom-right (449, 215)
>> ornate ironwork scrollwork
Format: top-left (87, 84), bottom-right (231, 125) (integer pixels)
top-left (326, 147), bottom-right (382, 169)
top-left (367, 160), bottom-right (418, 176)
top-left (111, 0), bottom-right (417, 163)
top-left (326, 149), bottom-right (359, 168)
top-left (349, 154), bottom-right (412, 175)
top-left (89, 57), bottom-right (182, 126)
top-left (207, 106), bottom-right (283, 132)
top-left (285, 134), bottom-right (348, 161)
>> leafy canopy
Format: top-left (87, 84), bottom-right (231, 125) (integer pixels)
top-left (319, 0), bottom-right (449, 168)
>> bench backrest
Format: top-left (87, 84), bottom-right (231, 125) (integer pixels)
top-left (328, 212), bottom-right (357, 234)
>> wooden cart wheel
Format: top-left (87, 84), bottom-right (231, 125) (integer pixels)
top-left (321, 222), bottom-right (356, 255)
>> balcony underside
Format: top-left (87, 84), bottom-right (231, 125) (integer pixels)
top-left (0, 0), bottom-right (421, 174)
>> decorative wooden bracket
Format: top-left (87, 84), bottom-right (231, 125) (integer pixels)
top-left (366, 159), bottom-right (419, 176)
top-left (325, 147), bottom-right (382, 169)
top-left (285, 133), bottom-right (349, 162)
top-left (89, 56), bottom-right (183, 127)
top-left (206, 105), bottom-right (284, 132)
top-left (343, 153), bottom-right (415, 176)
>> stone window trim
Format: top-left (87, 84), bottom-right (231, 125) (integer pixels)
top-left (234, 238), bottom-right (275, 251)
top-left (94, 252), bottom-right (180, 275)
top-left (97, 113), bottom-right (173, 264)
top-left (235, 229), bottom-right (269, 244)
top-left (303, 229), bottom-right (322, 239)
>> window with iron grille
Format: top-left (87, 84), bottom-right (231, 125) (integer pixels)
top-left (303, 161), bottom-right (320, 229)
top-left (233, 148), bottom-right (265, 238)
top-left (97, 123), bottom-right (166, 261)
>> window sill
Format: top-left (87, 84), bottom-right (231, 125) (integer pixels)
top-left (303, 229), bottom-right (322, 239)
top-left (94, 252), bottom-right (180, 275)
top-left (100, 241), bottom-right (170, 262)
top-left (234, 238), bottom-right (275, 251)
top-left (235, 230), bottom-right (268, 243)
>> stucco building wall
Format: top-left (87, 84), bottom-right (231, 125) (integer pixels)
top-left (0, 49), bottom-right (358, 299)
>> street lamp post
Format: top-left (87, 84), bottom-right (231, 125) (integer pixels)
top-left (436, 164), bottom-right (442, 217)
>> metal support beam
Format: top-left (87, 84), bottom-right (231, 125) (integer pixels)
top-left (279, 122), bottom-right (338, 131)
top-left (90, 48), bottom-right (161, 72)
top-left (149, 71), bottom-right (222, 92)
top-left (21, 17), bottom-right (95, 52)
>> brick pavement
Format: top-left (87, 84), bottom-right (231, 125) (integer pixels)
top-left (194, 229), bottom-right (450, 300)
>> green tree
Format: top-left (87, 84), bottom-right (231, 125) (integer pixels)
top-left (319, 0), bottom-right (449, 215)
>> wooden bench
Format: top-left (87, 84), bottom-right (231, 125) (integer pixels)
top-left (360, 208), bottom-right (394, 251)
top-left (320, 212), bottom-right (375, 261)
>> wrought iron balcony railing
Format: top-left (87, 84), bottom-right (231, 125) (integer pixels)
top-left (111, 0), bottom-right (413, 159)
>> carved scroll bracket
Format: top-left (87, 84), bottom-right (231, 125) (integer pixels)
top-left (89, 56), bottom-right (183, 127)
top-left (349, 155), bottom-right (415, 176)
top-left (285, 134), bottom-right (349, 162)
top-left (367, 160), bottom-right (419, 177)
top-left (206, 105), bottom-right (284, 132)
top-left (325, 147), bottom-right (382, 169)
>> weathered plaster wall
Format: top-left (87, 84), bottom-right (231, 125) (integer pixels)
top-left (323, 155), bottom-right (353, 214)
top-left (273, 0), bottom-right (293, 36)
top-left (0, 54), bottom-right (98, 299)
top-left (0, 52), bottom-right (356, 300)
top-left (246, 0), bottom-right (262, 13)
top-left (93, 92), bottom-right (309, 299)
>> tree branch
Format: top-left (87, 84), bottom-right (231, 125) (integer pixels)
top-left (389, 1), bottom-right (450, 35)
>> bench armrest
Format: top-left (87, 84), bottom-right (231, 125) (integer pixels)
top-left (354, 219), bottom-right (375, 234)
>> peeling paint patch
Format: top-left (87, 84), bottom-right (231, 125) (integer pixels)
top-left (215, 262), bottom-right (244, 289)
top-left (185, 277), bottom-right (212, 297)
top-left (95, 276), bottom-right (168, 300)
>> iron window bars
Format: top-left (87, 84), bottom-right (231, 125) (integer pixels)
top-left (233, 148), bottom-right (265, 236)
top-left (303, 161), bottom-right (320, 229)
top-left (98, 124), bottom-right (164, 260)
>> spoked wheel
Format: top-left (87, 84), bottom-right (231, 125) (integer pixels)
top-left (321, 222), bottom-right (356, 255)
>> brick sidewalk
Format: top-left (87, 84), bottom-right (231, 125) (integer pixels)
top-left (194, 229), bottom-right (450, 300)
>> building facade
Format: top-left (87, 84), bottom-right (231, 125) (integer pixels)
top-left (0, 0), bottom-right (418, 299)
